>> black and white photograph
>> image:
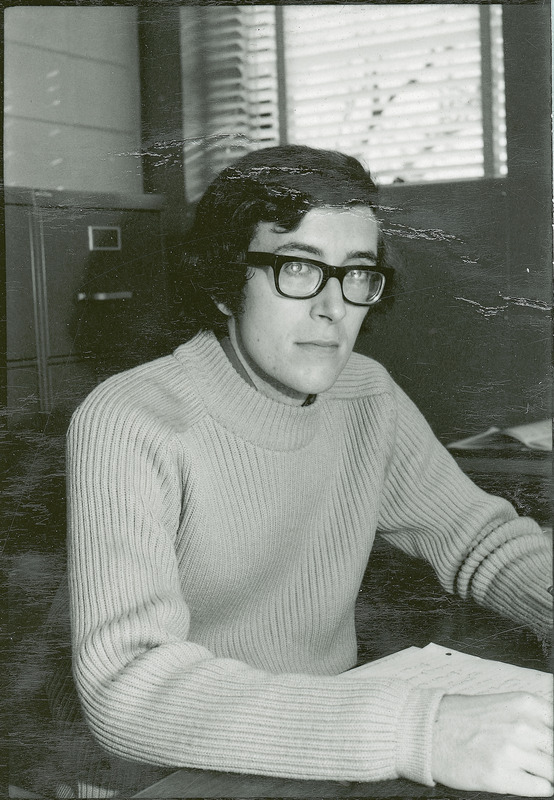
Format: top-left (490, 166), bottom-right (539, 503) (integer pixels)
top-left (2, 4), bottom-right (552, 799)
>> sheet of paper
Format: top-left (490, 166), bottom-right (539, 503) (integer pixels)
top-left (447, 426), bottom-right (503, 450)
top-left (447, 419), bottom-right (552, 451)
top-left (505, 419), bottom-right (552, 451)
top-left (344, 646), bottom-right (423, 678)
top-left (347, 643), bottom-right (553, 701)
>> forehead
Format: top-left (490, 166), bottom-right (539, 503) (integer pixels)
top-left (250, 205), bottom-right (379, 254)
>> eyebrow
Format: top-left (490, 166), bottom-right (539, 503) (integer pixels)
top-left (273, 242), bottom-right (378, 261)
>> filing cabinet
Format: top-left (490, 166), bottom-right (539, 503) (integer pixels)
top-left (5, 188), bottom-right (168, 425)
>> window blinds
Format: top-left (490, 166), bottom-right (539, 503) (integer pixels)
top-left (180, 5), bottom-right (505, 199)
top-left (180, 6), bottom-right (279, 202)
top-left (283, 5), bottom-right (506, 184)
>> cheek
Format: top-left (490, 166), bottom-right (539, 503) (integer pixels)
top-left (237, 290), bottom-right (283, 360)
top-left (240, 289), bottom-right (276, 339)
top-left (346, 308), bottom-right (369, 341)
top-left (242, 307), bottom-right (290, 361)
top-left (240, 277), bottom-right (300, 347)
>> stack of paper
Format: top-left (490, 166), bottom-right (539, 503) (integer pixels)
top-left (346, 643), bottom-right (552, 701)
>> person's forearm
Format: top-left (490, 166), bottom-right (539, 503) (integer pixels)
top-left (456, 521), bottom-right (553, 640)
top-left (73, 637), bottom-right (443, 785)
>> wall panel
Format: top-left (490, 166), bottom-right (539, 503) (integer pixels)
top-left (4, 7), bottom-right (143, 194)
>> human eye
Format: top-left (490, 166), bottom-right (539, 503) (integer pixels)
top-left (346, 267), bottom-right (372, 281)
top-left (279, 260), bottom-right (321, 296)
top-left (283, 260), bottom-right (315, 276)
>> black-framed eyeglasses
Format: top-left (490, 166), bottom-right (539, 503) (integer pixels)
top-left (243, 252), bottom-right (394, 306)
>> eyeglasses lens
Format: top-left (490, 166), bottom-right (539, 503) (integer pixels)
top-left (343, 270), bottom-right (384, 304)
top-left (279, 262), bottom-right (322, 297)
top-left (279, 261), bottom-right (384, 305)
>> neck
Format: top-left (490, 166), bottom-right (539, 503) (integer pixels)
top-left (226, 319), bottom-right (309, 406)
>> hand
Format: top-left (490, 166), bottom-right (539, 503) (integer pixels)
top-left (431, 692), bottom-right (553, 796)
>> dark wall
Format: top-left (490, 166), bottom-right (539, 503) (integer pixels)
top-left (354, 6), bottom-right (551, 443)
top-left (357, 180), bottom-right (515, 442)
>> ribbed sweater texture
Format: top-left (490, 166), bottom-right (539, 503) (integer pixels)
top-left (58, 330), bottom-right (552, 797)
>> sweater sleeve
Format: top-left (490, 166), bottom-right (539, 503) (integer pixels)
top-left (67, 388), bottom-right (443, 787)
top-left (378, 382), bottom-right (553, 641)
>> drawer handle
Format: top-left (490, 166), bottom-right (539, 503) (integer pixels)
top-left (77, 291), bottom-right (133, 301)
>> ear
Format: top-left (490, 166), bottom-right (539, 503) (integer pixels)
top-left (213, 298), bottom-right (232, 317)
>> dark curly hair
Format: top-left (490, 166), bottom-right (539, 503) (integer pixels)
top-left (175, 144), bottom-right (396, 336)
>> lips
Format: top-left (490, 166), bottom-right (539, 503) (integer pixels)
top-left (297, 340), bottom-right (340, 347)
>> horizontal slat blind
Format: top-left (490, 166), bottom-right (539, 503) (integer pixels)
top-left (283, 4), bottom-right (505, 184)
top-left (180, 6), bottom-right (278, 202)
top-left (179, 5), bottom-right (506, 197)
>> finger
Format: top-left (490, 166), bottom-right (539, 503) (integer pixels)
top-left (521, 750), bottom-right (554, 785)
top-left (538, 727), bottom-right (554, 758)
top-left (523, 720), bottom-right (554, 757)
top-left (510, 693), bottom-right (553, 734)
top-left (540, 701), bottom-right (553, 729)
top-left (531, 695), bottom-right (554, 729)
top-left (508, 771), bottom-right (553, 798)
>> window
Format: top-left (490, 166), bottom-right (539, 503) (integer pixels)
top-left (180, 5), bottom-right (506, 200)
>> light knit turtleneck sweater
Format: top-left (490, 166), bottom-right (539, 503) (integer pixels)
top-left (59, 330), bottom-right (552, 797)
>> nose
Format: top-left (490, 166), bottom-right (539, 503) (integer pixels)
top-left (310, 277), bottom-right (346, 323)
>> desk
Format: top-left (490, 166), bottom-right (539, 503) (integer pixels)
top-left (132, 540), bottom-right (551, 800)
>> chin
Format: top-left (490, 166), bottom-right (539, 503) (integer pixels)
top-left (293, 370), bottom-right (341, 395)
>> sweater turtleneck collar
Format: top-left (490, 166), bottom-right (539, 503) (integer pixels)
top-left (172, 331), bottom-right (323, 451)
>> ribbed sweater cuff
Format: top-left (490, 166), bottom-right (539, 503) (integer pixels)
top-left (396, 687), bottom-right (444, 786)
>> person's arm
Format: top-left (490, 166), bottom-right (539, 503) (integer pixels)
top-left (67, 384), bottom-right (443, 786)
top-left (377, 383), bottom-right (553, 795)
top-left (378, 382), bottom-right (552, 639)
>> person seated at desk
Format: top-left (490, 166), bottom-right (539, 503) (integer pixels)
top-left (46, 145), bottom-right (553, 799)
